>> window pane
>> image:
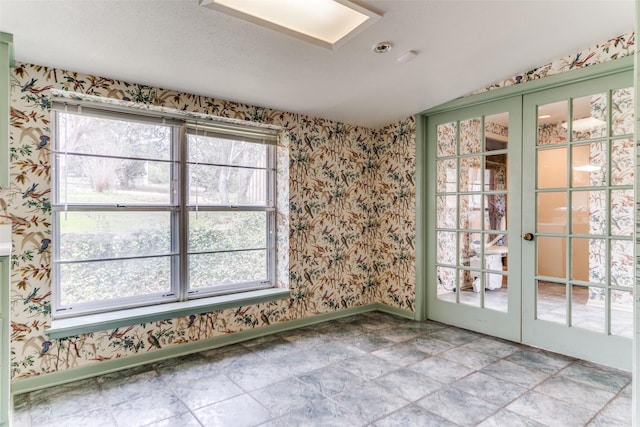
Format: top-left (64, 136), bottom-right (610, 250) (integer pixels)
top-left (459, 118), bottom-right (481, 154)
top-left (57, 112), bottom-right (171, 160)
top-left (537, 236), bottom-right (566, 279)
top-left (485, 113), bottom-right (508, 151)
top-left (611, 190), bottom-right (633, 237)
top-left (571, 238), bottom-right (604, 283)
top-left (188, 164), bottom-right (267, 206)
top-left (57, 154), bottom-right (172, 205)
top-left (60, 256), bottom-right (172, 306)
top-left (436, 231), bottom-right (456, 265)
top-left (189, 135), bottom-right (267, 168)
top-left (459, 156), bottom-right (481, 192)
top-left (537, 192), bottom-right (567, 233)
top-left (436, 122), bottom-right (457, 157)
top-left (611, 88), bottom-right (634, 136)
top-left (58, 212), bottom-right (172, 261)
top-left (571, 191), bottom-right (605, 235)
top-left (459, 194), bottom-right (481, 230)
top-left (437, 266), bottom-right (456, 301)
top-left (436, 159), bottom-right (457, 193)
top-left (537, 281), bottom-right (566, 324)
top-left (436, 195), bottom-right (456, 229)
top-left (537, 101), bottom-right (568, 145)
top-left (571, 143), bottom-right (606, 188)
top-left (611, 240), bottom-right (633, 288)
top-left (611, 290), bottom-right (633, 338)
top-left (189, 211), bottom-right (266, 252)
top-left (189, 250), bottom-right (267, 289)
top-left (571, 285), bottom-right (604, 333)
top-left (538, 147), bottom-right (567, 188)
top-left (611, 138), bottom-right (634, 186)
top-left (572, 93), bottom-right (607, 141)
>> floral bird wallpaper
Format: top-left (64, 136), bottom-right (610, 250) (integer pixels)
top-left (2, 62), bottom-right (416, 380)
top-left (0, 29), bottom-right (634, 383)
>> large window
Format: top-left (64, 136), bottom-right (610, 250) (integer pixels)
top-left (52, 106), bottom-right (277, 318)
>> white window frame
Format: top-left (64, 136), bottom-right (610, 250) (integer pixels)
top-left (51, 103), bottom-right (278, 319)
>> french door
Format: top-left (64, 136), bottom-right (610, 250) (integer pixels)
top-left (521, 71), bottom-right (634, 370)
top-left (426, 69), bottom-right (634, 370)
top-left (427, 96), bottom-right (522, 342)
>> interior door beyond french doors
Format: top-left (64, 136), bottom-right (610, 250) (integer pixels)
top-left (427, 96), bottom-right (522, 342)
top-left (521, 70), bottom-right (634, 370)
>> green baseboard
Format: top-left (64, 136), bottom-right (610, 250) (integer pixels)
top-left (375, 303), bottom-right (416, 320)
top-left (11, 303), bottom-right (415, 395)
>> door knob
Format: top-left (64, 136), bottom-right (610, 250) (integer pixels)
top-left (523, 233), bottom-right (534, 241)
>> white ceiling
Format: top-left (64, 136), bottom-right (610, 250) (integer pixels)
top-left (0, 0), bottom-right (634, 129)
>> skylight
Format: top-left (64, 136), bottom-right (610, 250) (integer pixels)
top-left (200, 0), bottom-right (381, 49)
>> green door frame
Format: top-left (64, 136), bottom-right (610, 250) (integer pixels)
top-left (633, 0), bottom-right (639, 421)
top-left (0, 31), bottom-right (14, 427)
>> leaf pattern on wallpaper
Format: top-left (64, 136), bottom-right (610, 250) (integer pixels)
top-left (1, 63), bottom-right (416, 379)
top-left (475, 31), bottom-right (635, 94)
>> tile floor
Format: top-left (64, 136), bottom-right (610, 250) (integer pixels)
top-left (11, 311), bottom-right (633, 426)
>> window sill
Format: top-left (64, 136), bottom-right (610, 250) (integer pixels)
top-left (46, 288), bottom-right (291, 340)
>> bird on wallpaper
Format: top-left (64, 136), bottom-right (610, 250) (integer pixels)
top-left (234, 306), bottom-right (250, 318)
top-left (39, 238), bottom-right (51, 253)
top-left (260, 311), bottom-right (270, 325)
top-left (11, 322), bottom-right (32, 336)
top-left (28, 290), bottom-right (51, 305)
top-left (146, 331), bottom-right (162, 350)
top-left (405, 172), bottom-right (414, 186)
top-left (24, 287), bottom-right (39, 305)
top-left (38, 135), bottom-right (50, 149)
top-left (303, 271), bottom-right (313, 286)
top-left (109, 326), bottom-right (134, 340)
top-left (21, 78), bottom-right (37, 92)
top-left (569, 52), bottom-right (596, 69)
top-left (187, 314), bottom-right (196, 327)
top-left (304, 203), bottom-right (313, 218)
top-left (405, 297), bottom-right (414, 311)
top-left (40, 340), bottom-right (52, 355)
top-left (26, 187), bottom-right (51, 199)
top-left (22, 183), bottom-right (38, 199)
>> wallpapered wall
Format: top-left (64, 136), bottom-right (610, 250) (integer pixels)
top-left (1, 29), bottom-right (634, 381)
top-left (2, 63), bottom-right (416, 380)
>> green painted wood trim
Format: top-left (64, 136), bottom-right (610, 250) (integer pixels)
top-left (0, 33), bottom-right (13, 190)
top-left (414, 113), bottom-right (428, 321)
top-left (0, 258), bottom-right (10, 426)
top-left (0, 34), bottom-right (13, 64)
top-left (47, 288), bottom-right (292, 339)
top-left (375, 303), bottom-right (416, 320)
top-left (13, 303), bottom-right (383, 395)
top-left (0, 31), bottom-right (13, 427)
top-left (633, 2), bottom-right (639, 422)
top-left (420, 55), bottom-right (634, 117)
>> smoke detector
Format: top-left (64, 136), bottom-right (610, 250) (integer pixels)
top-left (372, 41), bottom-right (392, 54)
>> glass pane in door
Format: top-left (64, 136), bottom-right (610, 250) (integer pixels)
top-left (537, 280), bottom-right (566, 323)
top-left (610, 290), bottom-right (633, 338)
top-left (435, 113), bottom-right (509, 311)
top-left (533, 88), bottom-right (634, 342)
top-left (537, 100), bottom-right (567, 145)
top-left (571, 93), bottom-right (607, 141)
top-left (571, 284), bottom-right (605, 333)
